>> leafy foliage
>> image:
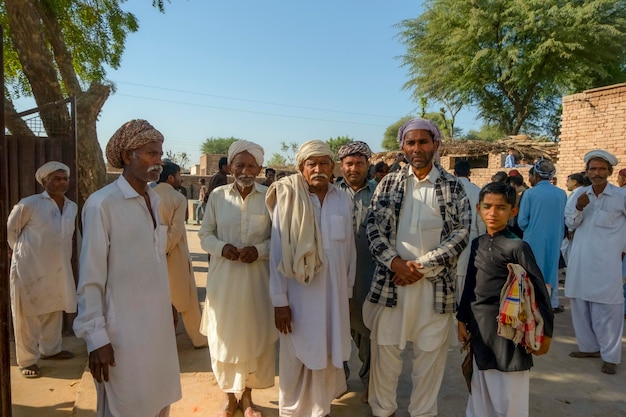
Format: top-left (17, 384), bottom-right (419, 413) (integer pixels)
top-left (326, 136), bottom-right (353, 156)
top-left (200, 137), bottom-right (239, 155)
top-left (398, 0), bottom-right (626, 137)
top-left (280, 141), bottom-right (299, 165)
top-left (267, 153), bottom-right (287, 167)
top-left (164, 150), bottom-right (190, 170)
top-left (464, 124), bottom-right (508, 143)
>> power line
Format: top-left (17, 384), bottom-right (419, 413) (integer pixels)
top-left (114, 80), bottom-right (399, 119)
top-left (114, 93), bottom-right (389, 127)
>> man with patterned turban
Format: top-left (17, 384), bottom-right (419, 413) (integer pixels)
top-left (7, 161), bottom-right (77, 378)
top-left (518, 159), bottom-right (567, 312)
top-left (266, 140), bottom-right (356, 417)
top-left (199, 140), bottom-right (276, 417)
top-left (335, 140), bottom-right (377, 402)
top-left (565, 149), bottom-right (625, 375)
top-left (364, 118), bottom-right (470, 417)
top-left (73, 119), bottom-right (181, 417)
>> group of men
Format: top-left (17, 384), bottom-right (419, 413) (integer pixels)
top-left (6, 116), bottom-right (625, 417)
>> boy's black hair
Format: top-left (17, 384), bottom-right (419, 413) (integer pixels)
top-left (479, 182), bottom-right (517, 207)
top-left (507, 175), bottom-right (524, 187)
top-left (491, 171), bottom-right (508, 183)
top-left (218, 156), bottom-right (228, 169)
top-left (265, 167), bottom-right (276, 175)
top-left (158, 162), bottom-right (180, 183)
top-left (567, 172), bottom-right (584, 185)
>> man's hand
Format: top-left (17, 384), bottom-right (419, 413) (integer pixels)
top-left (390, 257), bottom-right (424, 286)
top-left (238, 246), bottom-right (258, 263)
top-left (458, 321), bottom-right (470, 346)
top-left (222, 244), bottom-right (239, 261)
top-left (576, 193), bottom-right (590, 211)
top-left (89, 343), bottom-right (115, 383)
top-left (274, 306), bottom-right (292, 334)
top-left (531, 336), bottom-right (551, 356)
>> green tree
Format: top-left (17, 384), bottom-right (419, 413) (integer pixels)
top-left (280, 141), bottom-right (299, 166)
top-left (382, 116), bottom-right (413, 150)
top-left (200, 137), bottom-right (239, 155)
top-left (164, 150), bottom-right (190, 171)
top-left (1, 0), bottom-right (153, 204)
top-left (267, 153), bottom-right (286, 167)
top-left (326, 136), bottom-right (353, 156)
top-left (464, 124), bottom-right (507, 142)
top-left (398, 0), bottom-right (626, 137)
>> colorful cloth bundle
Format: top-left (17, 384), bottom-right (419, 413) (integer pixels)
top-left (497, 263), bottom-right (545, 352)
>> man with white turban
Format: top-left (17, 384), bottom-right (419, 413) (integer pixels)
top-left (74, 119), bottom-right (181, 417)
top-left (7, 161), bottom-right (77, 378)
top-left (364, 118), bottom-right (470, 417)
top-left (266, 140), bottom-right (356, 417)
top-left (518, 159), bottom-right (567, 312)
top-left (199, 140), bottom-right (276, 417)
top-left (565, 149), bottom-right (625, 375)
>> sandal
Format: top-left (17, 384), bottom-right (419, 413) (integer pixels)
top-left (552, 305), bottom-right (565, 313)
top-left (569, 351), bottom-right (600, 358)
top-left (20, 364), bottom-right (41, 378)
top-left (41, 350), bottom-right (74, 360)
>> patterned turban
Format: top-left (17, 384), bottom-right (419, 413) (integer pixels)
top-left (105, 119), bottom-right (164, 169)
top-left (619, 168), bottom-right (626, 177)
top-left (35, 161), bottom-right (70, 185)
top-left (337, 141), bottom-right (372, 160)
top-left (583, 149), bottom-right (618, 167)
top-left (533, 159), bottom-right (556, 179)
top-left (295, 140), bottom-right (334, 172)
top-left (397, 118), bottom-right (442, 147)
top-left (227, 140), bottom-right (264, 166)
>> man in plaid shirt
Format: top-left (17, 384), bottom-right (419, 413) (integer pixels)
top-left (363, 118), bottom-right (471, 417)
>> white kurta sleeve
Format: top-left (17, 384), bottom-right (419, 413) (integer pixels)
top-left (73, 201), bottom-right (111, 353)
top-left (6, 202), bottom-right (28, 250)
top-left (269, 206), bottom-right (289, 307)
top-left (565, 188), bottom-right (585, 230)
top-left (345, 203), bottom-right (356, 299)
top-left (198, 192), bottom-right (227, 257)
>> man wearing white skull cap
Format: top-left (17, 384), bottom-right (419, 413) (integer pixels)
top-left (7, 161), bottom-right (77, 378)
top-left (565, 149), bottom-right (626, 375)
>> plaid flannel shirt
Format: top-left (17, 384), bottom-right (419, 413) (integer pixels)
top-left (365, 164), bottom-right (471, 313)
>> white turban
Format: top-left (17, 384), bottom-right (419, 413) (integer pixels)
top-left (295, 140), bottom-right (334, 171)
top-left (35, 161), bottom-right (70, 185)
top-left (227, 140), bottom-right (264, 166)
top-left (583, 149), bottom-right (618, 166)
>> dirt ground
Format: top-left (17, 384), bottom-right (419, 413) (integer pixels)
top-left (9, 224), bottom-right (626, 417)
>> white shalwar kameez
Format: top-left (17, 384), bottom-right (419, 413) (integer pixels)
top-left (364, 169), bottom-right (453, 417)
top-left (564, 184), bottom-right (626, 364)
top-left (269, 185), bottom-right (356, 417)
top-left (73, 176), bottom-right (181, 417)
top-left (7, 192), bottom-right (77, 367)
top-left (199, 182), bottom-right (277, 394)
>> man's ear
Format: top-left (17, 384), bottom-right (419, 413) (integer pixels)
top-left (510, 206), bottom-right (519, 218)
top-left (121, 149), bottom-right (132, 165)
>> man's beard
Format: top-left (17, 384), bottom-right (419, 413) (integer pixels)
top-left (235, 175), bottom-right (256, 188)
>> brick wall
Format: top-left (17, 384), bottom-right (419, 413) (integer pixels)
top-left (559, 83), bottom-right (626, 188)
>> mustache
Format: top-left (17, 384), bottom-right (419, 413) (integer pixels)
top-left (311, 173), bottom-right (328, 180)
top-left (147, 165), bottom-right (163, 174)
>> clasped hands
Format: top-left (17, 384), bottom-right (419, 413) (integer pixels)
top-left (222, 244), bottom-right (258, 263)
top-left (390, 256), bottom-right (424, 286)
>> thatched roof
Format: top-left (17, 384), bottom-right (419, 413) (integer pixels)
top-left (372, 135), bottom-right (559, 163)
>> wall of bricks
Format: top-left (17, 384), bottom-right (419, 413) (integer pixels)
top-left (558, 83), bottom-right (626, 187)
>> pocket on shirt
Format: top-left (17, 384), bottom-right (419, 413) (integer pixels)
top-left (247, 214), bottom-right (269, 242)
top-left (330, 214), bottom-right (346, 241)
top-left (594, 209), bottom-right (619, 229)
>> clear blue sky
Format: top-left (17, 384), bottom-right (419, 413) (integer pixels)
top-left (93, 0), bottom-right (480, 167)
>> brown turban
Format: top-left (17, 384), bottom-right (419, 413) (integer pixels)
top-left (105, 119), bottom-right (164, 169)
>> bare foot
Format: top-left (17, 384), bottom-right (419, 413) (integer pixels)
top-left (20, 364), bottom-right (40, 378)
top-left (601, 361), bottom-right (616, 374)
top-left (216, 392), bottom-right (237, 417)
top-left (240, 388), bottom-right (263, 417)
